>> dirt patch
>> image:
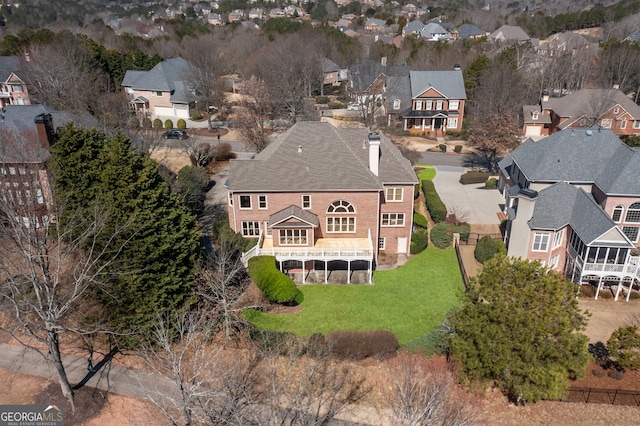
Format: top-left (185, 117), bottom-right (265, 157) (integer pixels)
top-left (149, 147), bottom-right (190, 174)
top-left (578, 298), bottom-right (640, 344)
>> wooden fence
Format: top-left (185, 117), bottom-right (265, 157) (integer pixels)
top-left (560, 387), bottom-right (640, 406)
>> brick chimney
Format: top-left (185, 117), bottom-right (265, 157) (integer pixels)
top-left (34, 113), bottom-right (54, 151)
top-left (368, 132), bottom-right (381, 176)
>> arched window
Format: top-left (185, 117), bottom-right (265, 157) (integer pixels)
top-left (326, 200), bottom-right (356, 233)
top-left (612, 205), bottom-right (624, 223)
top-left (327, 200), bottom-right (355, 214)
top-left (625, 202), bottom-right (640, 223)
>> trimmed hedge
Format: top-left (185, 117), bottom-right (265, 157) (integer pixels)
top-left (128, 117), bottom-right (139, 128)
top-left (142, 117), bottom-right (152, 128)
top-left (326, 330), bottom-right (399, 361)
top-left (454, 144), bottom-right (462, 153)
top-left (247, 256), bottom-right (301, 304)
top-left (485, 177), bottom-right (497, 188)
top-left (316, 96), bottom-right (330, 104)
top-left (164, 119), bottom-right (174, 129)
top-left (439, 144), bottom-right (447, 152)
top-left (177, 119), bottom-right (187, 129)
top-left (413, 212), bottom-right (428, 229)
top-left (422, 180), bottom-right (447, 223)
top-left (410, 228), bottom-right (429, 254)
top-left (459, 171), bottom-right (490, 185)
top-left (430, 222), bottom-right (471, 249)
top-left (474, 235), bottom-right (498, 263)
top-left (328, 101), bottom-right (344, 109)
top-left (153, 118), bottom-right (163, 129)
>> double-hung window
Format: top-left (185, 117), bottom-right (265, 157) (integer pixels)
top-left (532, 232), bottom-right (549, 251)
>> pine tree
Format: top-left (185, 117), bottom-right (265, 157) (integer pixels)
top-left (449, 255), bottom-right (589, 403)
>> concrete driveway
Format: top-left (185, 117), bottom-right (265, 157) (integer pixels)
top-left (432, 165), bottom-right (503, 225)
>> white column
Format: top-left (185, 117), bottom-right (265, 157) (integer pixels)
top-left (615, 277), bottom-right (623, 301)
top-left (347, 261), bottom-right (351, 284)
top-left (302, 260), bottom-right (306, 284)
top-left (594, 277), bottom-right (603, 300)
top-left (324, 261), bottom-right (328, 284)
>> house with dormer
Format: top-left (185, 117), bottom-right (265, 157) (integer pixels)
top-left (523, 88), bottom-right (640, 137)
top-left (227, 122), bottom-right (417, 283)
top-left (402, 69), bottom-right (466, 135)
top-left (122, 57), bottom-right (195, 123)
top-left (499, 126), bottom-right (640, 300)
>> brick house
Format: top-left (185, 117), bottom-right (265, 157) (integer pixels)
top-left (121, 57), bottom-right (195, 123)
top-left (523, 88), bottom-right (640, 138)
top-left (227, 122), bottom-right (417, 283)
top-left (498, 126), bottom-right (640, 300)
top-left (402, 69), bottom-right (466, 136)
top-left (0, 56), bottom-right (30, 108)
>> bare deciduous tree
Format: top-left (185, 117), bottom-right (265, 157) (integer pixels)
top-left (383, 353), bottom-right (483, 426)
top-left (236, 76), bottom-right (274, 152)
top-left (0, 146), bottom-right (130, 410)
top-left (467, 112), bottom-right (522, 171)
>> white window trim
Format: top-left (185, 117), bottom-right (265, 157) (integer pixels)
top-left (449, 100), bottom-right (459, 110)
top-left (602, 119), bottom-right (613, 129)
top-left (378, 237), bottom-right (386, 250)
top-left (326, 217), bottom-right (356, 233)
top-left (386, 187), bottom-right (403, 202)
top-left (239, 195), bottom-right (252, 210)
top-left (552, 229), bottom-right (564, 249)
top-left (532, 232), bottom-right (550, 252)
top-left (625, 203), bottom-right (640, 223)
top-left (241, 221), bottom-right (260, 237)
top-left (623, 226), bottom-right (640, 243)
top-left (634, 120), bottom-right (640, 129)
top-left (448, 117), bottom-right (458, 128)
top-left (381, 213), bottom-right (405, 227)
top-left (302, 194), bottom-right (311, 209)
top-left (279, 229), bottom-right (308, 246)
top-left (258, 195), bottom-right (267, 210)
top-left (612, 205), bottom-right (624, 223)
top-left (621, 119), bottom-right (627, 129)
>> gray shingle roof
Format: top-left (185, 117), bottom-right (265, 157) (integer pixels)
top-left (121, 57), bottom-right (194, 103)
top-left (228, 122), bottom-right (417, 192)
top-left (386, 75), bottom-right (412, 114)
top-left (349, 61), bottom-right (408, 92)
top-left (528, 182), bottom-right (631, 246)
top-left (489, 25), bottom-right (530, 41)
top-left (268, 205), bottom-right (319, 228)
top-left (409, 70), bottom-right (466, 100)
top-left (0, 56), bottom-right (23, 82)
top-left (456, 23), bottom-right (486, 38)
top-left (542, 89), bottom-right (640, 125)
top-left (504, 125), bottom-right (640, 196)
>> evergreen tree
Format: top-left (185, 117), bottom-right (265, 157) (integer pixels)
top-left (450, 256), bottom-right (589, 403)
top-left (51, 125), bottom-right (202, 341)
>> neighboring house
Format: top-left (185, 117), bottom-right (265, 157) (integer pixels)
top-left (0, 105), bottom-right (97, 226)
top-left (523, 88), bottom-right (640, 137)
top-left (348, 60), bottom-right (409, 105)
top-left (207, 13), bottom-right (223, 25)
top-left (536, 31), bottom-right (592, 57)
top-left (121, 57), bottom-right (195, 122)
top-left (227, 122), bottom-right (417, 283)
top-left (624, 32), bottom-right (640, 43)
top-left (402, 68), bottom-right (466, 135)
top-left (385, 75), bottom-right (412, 126)
top-left (322, 58), bottom-right (347, 86)
top-left (498, 126), bottom-right (640, 301)
top-left (248, 7), bottom-right (264, 19)
top-left (419, 21), bottom-right (449, 41)
top-left (456, 23), bottom-right (487, 39)
top-left (364, 18), bottom-right (386, 32)
top-left (228, 9), bottom-right (244, 22)
top-left (489, 25), bottom-right (530, 43)
top-left (0, 56), bottom-right (30, 108)
top-left (402, 20), bottom-right (425, 36)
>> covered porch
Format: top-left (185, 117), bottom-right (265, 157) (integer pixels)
top-left (403, 111), bottom-right (451, 135)
top-left (242, 233), bottom-right (375, 284)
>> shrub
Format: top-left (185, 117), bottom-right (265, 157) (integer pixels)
top-left (177, 119), bottom-right (187, 129)
top-left (474, 236), bottom-right (499, 263)
top-left (439, 144), bottom-right (447, 152)
top-left (445, 130), bottom-right (461, 138)
top-left (248, 327), bottom-right (306, 356)
top-left (485, 178), bottom-right (497, 188)
top-left (153, 118), bottom-right (163, 129)
top-left (592, 368), bottom-right (605, 378)
top-left (413, 212), bottom-right (428, 229)
top-left (404, 320), bottom-right (452, 356)
top-left (316, 96), bottom-right (330, 104)
top-left (459, 171), bottom-right (490, 185)
top-left (454, 144), bottom-right (463, 153)
top-left (247, 256), bottom-right (301, 304)
top-left (128, 117), bottom-right (140, 128)
top-left (410, 228), bottom-right (429, 254)
top-left (421, 180), bottom-right (447, 223)
top-left (607, 325), bottom-right (640, 370)
top-left (212, 142), bottom-right (234, 161)
top-left (608, 369), bottom-right (625, 380)
top-left (191, 111), bottom-right (204, 120)
top-left (430, 222), bottom-right (470, 248)
top-left (142, 117), bottom-right (152, 128)
top-left (328, 101), bottom-right (344, 109)
top-left (327, 330), bottom-right (399, 361)
top-left (164, 119), bottom-right (174, 129)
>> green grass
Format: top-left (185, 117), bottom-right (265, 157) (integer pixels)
top-left (415, 164), bottom-right (436, 181)
top-left (243, 246), bottom-right (464, 345)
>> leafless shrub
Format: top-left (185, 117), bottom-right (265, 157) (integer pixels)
top-left (327, 330), bottom-right (399, 361)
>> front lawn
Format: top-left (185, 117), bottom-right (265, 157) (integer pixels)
top-left (415, 164), bottom-right (436, 181)
top-left (244, 246), bottom-right (464, 344)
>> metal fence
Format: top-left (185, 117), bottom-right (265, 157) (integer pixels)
top-left (560, 387), bottom-right (640, 406)
top-left (459, 233), bottom-right (502, 246)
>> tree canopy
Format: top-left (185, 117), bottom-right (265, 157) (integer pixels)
top-left (51, 125), bottom-right (202, 340)
top-left (449, 256), bottom-right (589, 403)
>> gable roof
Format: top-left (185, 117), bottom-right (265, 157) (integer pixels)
top-left (228, 122), bottom-right (417, 192)
top-left (386, 75), bottom-right (412, 114)
top-left (409, 70), bottom-right (466, 99)
top-left (503, 126), bottom-right (640, 196)
top-left (542, 89), bottom-right (640, 126)
top-left (456, 23), bottom-right (486, 38)
top-left (0, 56), bottom-right (24, 83)
top-left (528, 182), bottom-right (631, 246)
top-left (420, 22), bottom-right (449, 39)
top-left (323, 57), bottom-right (340, 73)
top-left (121, 57), bottom-right (194, 103)
top-left (489, 25), bottom-right (530, 42)
top-left (268, 205), bottom-right (319, 228)
top-left (403, 20), bottom-right (425, 34)
top-left (350, 61), bottom-right (408, 92)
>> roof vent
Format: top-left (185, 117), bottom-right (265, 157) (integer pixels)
top-left (298, 145), bottom-right (302, 153)
top-left (586, 130), bottom-right (593, 136)
top-left (453, 64), bottom-right (461, 70)
top-left (571, 129), bottom-right (575, 136)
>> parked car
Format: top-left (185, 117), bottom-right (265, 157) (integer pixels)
top-left (163, 129), bottom-right (189, 140)
top-left (347, 102), bottom-right (364, 111)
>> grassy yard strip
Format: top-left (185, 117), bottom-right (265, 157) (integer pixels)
top-left (243, 246), bottom-right (464, 345)
top-left (414, 164), bottom-right (436, 181)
